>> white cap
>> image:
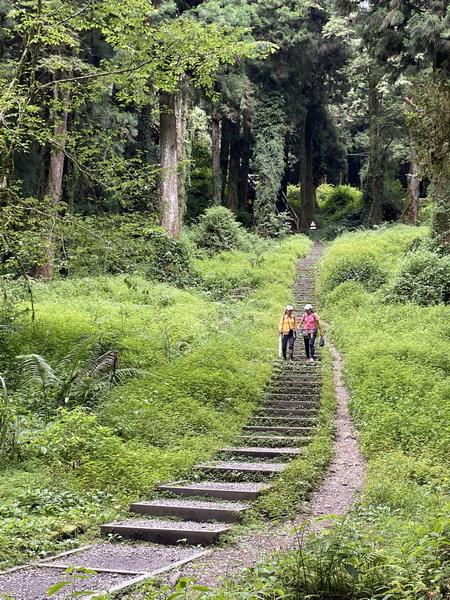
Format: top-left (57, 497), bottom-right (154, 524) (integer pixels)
top-left (304, 304), bottom-right (313, 310)
top-left (286, 305), bottom-right (294, 311)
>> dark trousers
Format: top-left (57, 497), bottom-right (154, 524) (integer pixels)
top-left (281, 331), bottom-right (296, 359)
top-left (303, 333), bottom-right (317, 359)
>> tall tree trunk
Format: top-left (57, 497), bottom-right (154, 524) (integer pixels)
top-left (238, 111), bottom-right (251, 211)
top-left (159, 91), bottom-right (180, 238)
top-left (430, 172), bottom-right (450, 253)
top-left (211, 107), bottom-right (222, 206)
top-left (226, 118), bottom-right (240, 214)
top-left (365, 73), bottom-right (384, 225)
top-left (35, 84), bottom-right (70, 282)
top-left (299, 114), bottom-right (315, 232)
top-left (404, 158), bottom-right (420, 225)
top-left (220, 117), bottom-right (231, 203)
top-left (176, 79), bottom-right (188, 216)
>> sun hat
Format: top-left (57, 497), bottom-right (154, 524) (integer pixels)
top-left (286, 305), bottom-right (294, 311)
top-left (304, 304), bottom-right (313, 310)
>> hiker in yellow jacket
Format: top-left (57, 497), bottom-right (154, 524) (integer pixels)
top-left (278, 305), bottom-right (297, 361)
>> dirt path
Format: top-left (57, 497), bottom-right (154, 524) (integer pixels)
top-left (166, 338), bottom-right (366, 590)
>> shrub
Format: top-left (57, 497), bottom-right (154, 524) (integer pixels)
top-left (319, 185), bottom-right (362, 219)
top-left (286, 184), bottom-right (300, 213)
top-left (144, 229), bottom-right (196, 286)
top-left (321, 254), bottom-right (388, 293)
top-left (390, 250), bottom-right (450, 305)
top-left (190, 206), bottom-right (245, 254)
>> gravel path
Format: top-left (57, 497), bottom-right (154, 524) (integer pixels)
top-left (0, 567), bottom-right (130, 600)
top-left (45, 544), bottom-right (203, 573)
top-left (166, 342), bottom-right (366, 589)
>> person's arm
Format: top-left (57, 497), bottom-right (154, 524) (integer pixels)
top-left (278, 316), bottom-right (284, 334)
top-left (297, 315), bottom-right (304, 330)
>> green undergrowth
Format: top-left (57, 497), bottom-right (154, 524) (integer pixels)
top-left (0, 235), bottom-right (311, 568)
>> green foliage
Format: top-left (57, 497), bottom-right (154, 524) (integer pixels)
top-left (286, 184), bottom-right (300, 214)
top-left (319, 184), bottom-right (363, 218)
top-left (189, 206), bottom-right (246, 254)
top-left (390, 250), bottom-right (450, 305)
top-left (318, 226), bottom-right (425, 295)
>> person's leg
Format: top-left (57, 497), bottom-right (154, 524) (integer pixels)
top-left (281, 334), bottom-right (288, 360)
top-left (309, 334), bottom-right (316, 360)
top-left (303, 336), bottom-right (310, 359)
top-left (288, 332), bottom-right (295, 360)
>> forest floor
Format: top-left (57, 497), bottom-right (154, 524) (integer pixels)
top-left (159, 342), bottom-right (366, 591)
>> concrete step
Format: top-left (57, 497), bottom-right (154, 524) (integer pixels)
top-left (243, 425), bottom-right (314, 434)
top-left (268, 400), bottom-right (318, 408)
top-left (250, 416), bottom-right (315, 423)
top-left (259, 407), bottom-right (318, 416)
top-left (238, 435), bottom-right (311, 445)
top-left (158, 481), bottom-right (271, 501)
top-left (196, 461), bottom-right (286, 475)
top-left (221, 446), bottom-right (302, 458)
top-left (267, 392), bottom-right (320, 400)
top-left (101, 519), bottom-right (231, 546)
top-left (130, 499), bottom-right (250, 522)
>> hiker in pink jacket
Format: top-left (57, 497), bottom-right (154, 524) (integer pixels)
top-left (298, 304), bottom-right (323, 363)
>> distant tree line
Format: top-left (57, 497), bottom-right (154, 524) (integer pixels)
top-left (1, 0), bottom-right (449, 282)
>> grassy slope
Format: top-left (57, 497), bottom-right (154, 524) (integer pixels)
top-left (0, 236), bottom-right (311, 568)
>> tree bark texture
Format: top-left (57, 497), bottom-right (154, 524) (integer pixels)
top-left (219, 117), bottom-right (231, 203)
top-left (430, 172), bottom-right (450, 253)
top-left (175, 81), bottom-right (188, 215)
top-left (226, 118), bottom-right (240, 214)
top-left (34, 84), bottom-right (70, 282)
top-left (404, 158), bottom-right (420, 225)
top-left (238, 111), bottom-right (251, 211)
top-left (211, 109), bottom-right (222, 206)
top-left (365, 74), bottom-right (384, 225)
top-left (160, 91), bottom-right (181, 239)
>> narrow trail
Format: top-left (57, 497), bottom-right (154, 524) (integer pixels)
top-left (158, 243), bottom-right (366, 588)
top-left (0, 243), bottom-right (366, 599)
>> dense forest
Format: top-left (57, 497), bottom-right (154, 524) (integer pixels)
top-left (1, 0), bottom-right (450, 598)
top-left (1, 0), bottom-right (450, 284)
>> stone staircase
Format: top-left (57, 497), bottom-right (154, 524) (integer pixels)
top-left (101, 243), bottom-right (324, 547)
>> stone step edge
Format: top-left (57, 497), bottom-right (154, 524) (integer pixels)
top-left (130, 501), bottom-right (250, 522)
top-left (195, 462), bottom-right (286, 473)
top-left (157, 482), bottom-right (271, 500)
top-left (100, 521), bottom-right (232, 546)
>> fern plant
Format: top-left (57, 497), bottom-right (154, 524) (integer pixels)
top-left (17, 336), bottom-right (146, 413)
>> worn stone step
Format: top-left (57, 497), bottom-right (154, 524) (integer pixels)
top-left (221, 446), bottom-right (302, 458)
top-left (196, 461), bottom-right (286, 474)
top-left (238, 435), bottom-right (311, 445)
top-left (101, 519), bottom-right (231, 546)
top-left (268, 400), bottom-right (318, 408)
top-left (267, 392), bottom-right (320, 400)
top-left (243, 425), bottom-right (314, 434)
top-left (249, 417), bottom-right (317, 426)
top-left (267, 395), bottom-right (318, 403)
top-left (158, 481), bottom-right (271, 501)
top-left (259, 407), bottom-right (318, 416)
top-left (130, 499), bottom-right (250, 522)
